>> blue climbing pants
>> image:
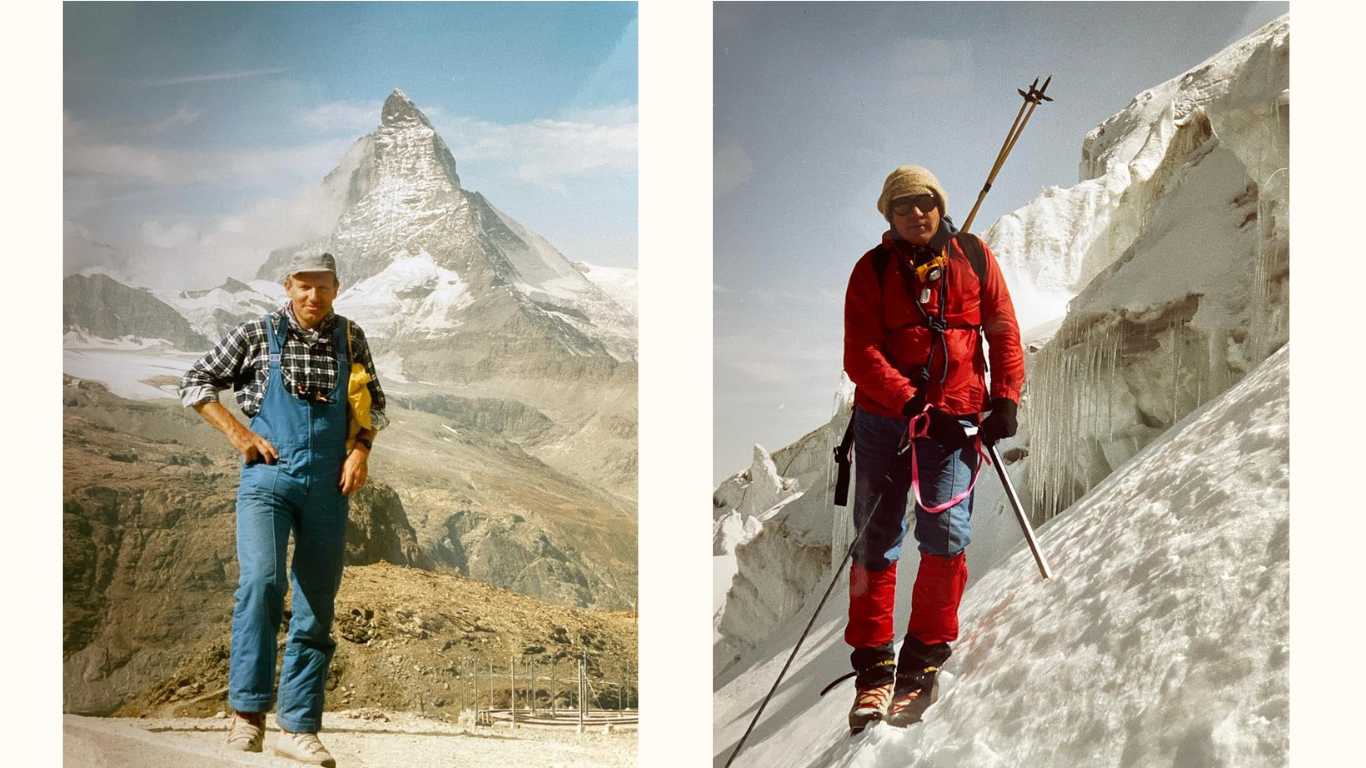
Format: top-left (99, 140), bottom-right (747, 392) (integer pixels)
top-left (851, 406), bottom-right (978, 568)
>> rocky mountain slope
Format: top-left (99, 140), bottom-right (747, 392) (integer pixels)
top-left (64, 377), bottom-right (635, 717)
top-left (64, 273), bottom-right (211, 350)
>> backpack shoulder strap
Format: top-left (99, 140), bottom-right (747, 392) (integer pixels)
top-left (871, 244), bottom-right (890, 290)
top-left (954, 232), bottom-right (988, 295)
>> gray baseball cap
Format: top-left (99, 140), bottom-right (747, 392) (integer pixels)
top-left (286, 251), bottom-right (338, 279)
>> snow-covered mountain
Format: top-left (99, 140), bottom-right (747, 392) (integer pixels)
top-left (714, 16), bottom-right (1289, 765)
top-left (65, 89), bottom-right (637, 370)
top-left (63, 89), bottom-right (639, 490)
top-left (63, 273), bottom-right (211, 351)
top-left (575, 261), bottom-right (639, 316)
top-left (153, 278), bottom-right (285, 342)
top-left (257, 89), bottom-right (635, 371)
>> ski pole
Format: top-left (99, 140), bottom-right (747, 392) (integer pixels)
top-left (723, 480), bottom-right (891, 768)
top-left (985, 441), bottom-right (1053, 580)
top-left (960, 76), bottom-right (1053, 234)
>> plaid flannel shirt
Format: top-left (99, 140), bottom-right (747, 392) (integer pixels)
top-left (179, 304), bottom-right (388, 431)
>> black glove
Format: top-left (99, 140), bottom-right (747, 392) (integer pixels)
top-left (979, 398), bottom-right (1018, 445)
top-left (925, 408), bottom-right (970, 449)
top-left (901, 393), bottom-right (925, 420)
top-left (903, 396), bottom-right (969, 449)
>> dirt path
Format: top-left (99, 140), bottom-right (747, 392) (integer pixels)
top-left (64, 712), bottom-right (637, 768)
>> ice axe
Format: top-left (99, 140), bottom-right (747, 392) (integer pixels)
top-left (959, 75), bottom-right (1053, 234)
top-left (974, 427), bottom-right (1053, 581)
top-left (957, 77), bottom-right (1056, 580)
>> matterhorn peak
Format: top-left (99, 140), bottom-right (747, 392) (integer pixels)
top-left (382, 88), bottom-right (432, 128)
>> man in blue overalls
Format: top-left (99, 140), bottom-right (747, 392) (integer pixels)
top-left (180, 252), bottom-right (385, 766)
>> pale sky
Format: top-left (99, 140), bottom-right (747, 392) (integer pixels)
top-left (64, 2), bottom-right (638, 290)
top-left (713, 1), bottom-right (1289, 482)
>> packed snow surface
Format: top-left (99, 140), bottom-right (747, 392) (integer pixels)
top-left (714, 345), bottom-right (1287, 768)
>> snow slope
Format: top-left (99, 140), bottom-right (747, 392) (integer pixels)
top-left (715, 344), bottom-right (1287, 768)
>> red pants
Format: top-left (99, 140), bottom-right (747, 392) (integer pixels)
top-left (845, 551), bottom-right (968, 649)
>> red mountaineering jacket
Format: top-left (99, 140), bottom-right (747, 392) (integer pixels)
top-left (843, 229), bottom-right (1025, 419)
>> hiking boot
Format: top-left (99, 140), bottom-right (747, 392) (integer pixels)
top-left (225, 711), bottom-right (264, 753)
top-left (273, 731), bottom-right (336, 767)
top-left (849, 681), bottom-right (893, 732)
top-left (847, 643), bottom-right (896, 733)
top-left (885, 666), bottom-right (941, 727)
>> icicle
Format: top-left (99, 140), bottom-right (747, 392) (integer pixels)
top-left (1250, 166), bottom-right (1288, 365)
top-left (1024, 313), bottom-right (1126, 524)
top-left (1169, 320), bottom-right (1179, 427)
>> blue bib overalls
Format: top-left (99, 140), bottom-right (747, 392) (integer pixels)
top-left (228, 315), bottom-right (350, 733)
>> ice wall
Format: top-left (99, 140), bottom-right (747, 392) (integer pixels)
top-left (988, 16), bottom-right (1289, 334)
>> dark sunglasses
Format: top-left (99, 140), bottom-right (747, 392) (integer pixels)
top-left (890, 194), bottom-right (938, 216)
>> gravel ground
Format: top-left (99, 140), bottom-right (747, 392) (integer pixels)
top-left (64, 711), bottom-right (637, 768)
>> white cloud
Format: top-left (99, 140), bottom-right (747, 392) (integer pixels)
top-left (298, 100), bottom-right (383, 135)
top-left (132, 185), bottom-right (347, 290)
top-left (558, 103), bottom-right (638, 126)
top-left (148, 105), bottom-right (202, 135)
top-left (434, 103), bottom-right (637, 188)
top-left (64, 131), bottom-right (351, 188)
top-left (141, 220), bottom-right (198, 249)
top-left (142, 67), bottom-right (290, 87)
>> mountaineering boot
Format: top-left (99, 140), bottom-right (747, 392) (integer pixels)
top-left (887, 635), bottom-right (952, 727)
top-left (225, 710), bottom-right (264, 752)
top-left (848, 643), bottom-right (896, 733)
top-left (885, 665), bottom-right (941, 727)
top-left (850, 681), bottom-right (893, 733)
top-left (273, 731), bottom-right (337, 767)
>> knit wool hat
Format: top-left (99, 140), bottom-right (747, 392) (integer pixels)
top-left (876, 165), bottom-right (948, 220)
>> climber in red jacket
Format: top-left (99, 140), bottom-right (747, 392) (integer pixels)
top-left (842, 165), bottom-right (1025, 730)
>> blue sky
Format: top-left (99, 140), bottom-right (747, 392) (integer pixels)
top-left (713, 2), bottom-right (1289, 481)
top-left (64, 2), bottom-right (638, 287)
